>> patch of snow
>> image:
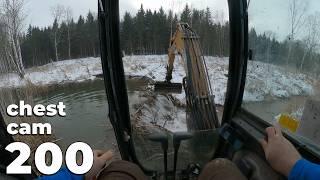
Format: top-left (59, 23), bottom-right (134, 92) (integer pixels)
top-left (128, 91), bottom-right (187, 133)
top-left (0, 58), bottom-right (102, 88)
top-left (139, 94), bottom-right (187, 132)
top-left (245, 61), bottom-right (314, 102)
top-left (123, 55), bottom-right (185, 83)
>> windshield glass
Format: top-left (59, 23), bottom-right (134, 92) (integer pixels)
top-left (244, 0), bottom-right (320, 150)
top-left (119, 0), bottom-right (229, 174)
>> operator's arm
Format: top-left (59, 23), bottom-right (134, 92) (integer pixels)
top-left (38, 150), bottom-right (113, 180)
top-left (260, 126), bottom-right (320, 180)
top-left (289, 159), bottom-right (320, 180)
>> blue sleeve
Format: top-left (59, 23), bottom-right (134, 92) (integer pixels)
top-left (37, 167), bottom-right (83, 180)
top-left (289, 159), bottom-right (320, 180)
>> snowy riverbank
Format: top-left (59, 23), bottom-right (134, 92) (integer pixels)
top-left (0, 57), bottom-right (102, 88)
top-left (0, 55), bottom-right (315, 132)
top-left (0, 55), bottom-right (315, 105)
top-left (123, 55), bottom-right (314, 105)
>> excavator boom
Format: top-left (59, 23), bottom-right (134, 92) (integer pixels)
top-left (156, 23), bottom-right (220, 130)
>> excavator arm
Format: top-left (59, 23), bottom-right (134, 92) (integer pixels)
top-left (161, 23), bottom-right (220, 130)
top-left (165, 26), bottom-right (185, 82)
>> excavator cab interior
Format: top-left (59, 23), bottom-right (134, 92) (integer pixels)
top-left (0, 0), bottom-right (320, 179)
top-left (99, 0), bottom-right (320, 179)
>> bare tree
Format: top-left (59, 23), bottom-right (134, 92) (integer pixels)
top-left (286, 0), bottom-right (308, 68)
top-left (0, 21), bottom-right (11, 73)
top-left (288, 0), bottom-right (308, 40)
top-left (65, 7), bottom-right (73, 59)
top-left (0, 0), bottom-right (26, 77)
top-left (300, 13), bottom-right (320, 70)
top-left (51, 4), bottom-right (65, 61)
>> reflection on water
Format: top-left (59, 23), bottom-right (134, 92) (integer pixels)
top-left (33, 77), bottom-right (150, 153)
top-left (34, 80), bottom-right (115, 151)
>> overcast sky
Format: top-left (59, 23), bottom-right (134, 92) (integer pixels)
top-left (25, 0), bottom-right (320, 41)
top-left (249, 0), bottom-right (320, 41)
top-left (24, 0), bottom-right (228, 28)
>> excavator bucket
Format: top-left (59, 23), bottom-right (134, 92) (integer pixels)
top-left (154, 81), bottom-right (183, 93)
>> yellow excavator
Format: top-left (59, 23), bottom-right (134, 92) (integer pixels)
top-left (155, 23), bottom-right (220, 130)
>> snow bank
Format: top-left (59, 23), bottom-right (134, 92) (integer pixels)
top-left (139, 94), bottom-right (187, 132)
top-left (0, 57), bottom-right (102, 88)
top-left (0, 55), bottom-right (315, 133)
top-left (244, 61), bottom-right (314, 102)
top-left (123, 55), bottom-right (229, 105)
top-left (205, 57), bottom-right (229, 105)
top-left (123, 55), bottom-right (314, 105)
top-left (0, 55), bottom-right (314, 105)
top-left (123, 55), bottom-right (185, 83)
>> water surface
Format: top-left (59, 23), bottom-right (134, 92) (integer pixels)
top-left (35, 80), bottom-right (115, 151)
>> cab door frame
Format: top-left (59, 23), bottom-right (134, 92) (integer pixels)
top-left (98, 0), bottom-right (153, 174)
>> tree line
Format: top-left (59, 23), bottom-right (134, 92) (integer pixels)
top-left (2, 1), bottom-right (319, 76)
top-left (120, 5), bottom-right (230, 56)
top-left (19, 4), bottom-right (231, 68)
top-left (21, 11), bottom-right (99, 68)
top-left (249, 26), bottom-right (320, 74)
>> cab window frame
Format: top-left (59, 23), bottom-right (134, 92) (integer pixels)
top-left (221, 0), bottom-right (320, 164)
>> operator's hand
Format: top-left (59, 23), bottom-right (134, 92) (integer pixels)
top-left (260, 125), bottom-right (301, 177)
top-left (85, 150), bottom-right (113, 180)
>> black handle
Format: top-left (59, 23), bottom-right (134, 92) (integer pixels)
top-left (173, 132), bottom-right (193, 180)
top-left (149, 132), bottom-right (169, 180)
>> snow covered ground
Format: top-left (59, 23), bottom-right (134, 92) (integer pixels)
top-left (0, 57), bottom-right (102, 88)
top-left (123, 55), bottom-right (314, 105)
top-left (1, 55), bottom-right (313, 103)
top-left (244, 61), bottom-right (314, 102)
top-left (0, 55), bottom-right (315, 132)
top-left (129, 91), bottom-right (188, 132)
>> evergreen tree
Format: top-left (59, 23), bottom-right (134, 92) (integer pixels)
top-left (144, 10), bottom-right (154, 53)
top-left (121, 12), bottom-right (134, 54)
top-left (135, 4), bottom-right (146, 53)
top-left (86, 12), bottom-right (98, 57)
top-left (181, 5), bottom-right (192, 25)
top-left (75, 15), bottom-right (85, 57)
